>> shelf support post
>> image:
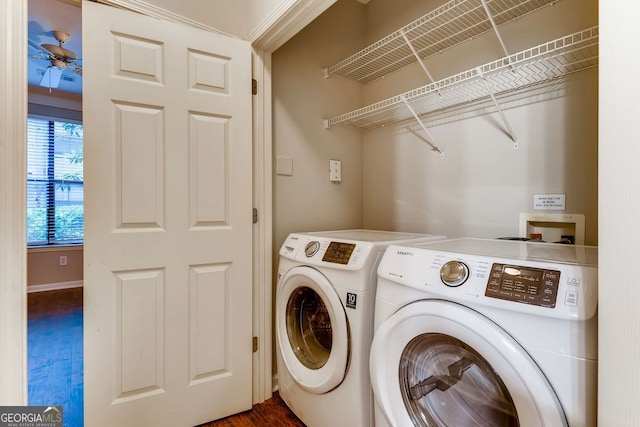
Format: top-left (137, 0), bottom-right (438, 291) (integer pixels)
top-left (401, 95), bottom-right (444, 158)
top-left (476, 67), bottom-right (518, 148)
top-left (480, 0), bottom-right (510, 59)
top-left (400, 30), bottom-right (438, 84)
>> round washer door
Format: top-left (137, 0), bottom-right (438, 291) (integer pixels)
top-left (370, 300), bottom-right (567, 427)
top-left (276, 266), bottom-right (349, 394)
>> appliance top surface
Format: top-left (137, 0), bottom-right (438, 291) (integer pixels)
top-left (297, 229), bottom-right (443, 244)
top-left (412, 238), bottom-right (598, 267)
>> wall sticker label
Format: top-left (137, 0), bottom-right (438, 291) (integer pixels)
top-left (534, 193), bottom-right (566, 210)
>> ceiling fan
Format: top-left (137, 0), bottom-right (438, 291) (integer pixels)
top-left (29, 30), bottom-right (82, 91)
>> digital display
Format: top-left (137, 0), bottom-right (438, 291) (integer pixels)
top-left (500, 267), bottom-right (544, 296)
top-left (322, 241), bottom-right (356, 265)
top-left (485, 263), bottom-right (560, 308)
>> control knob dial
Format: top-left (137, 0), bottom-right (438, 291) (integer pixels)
top-left (440, 261), bottom-right (469, 287)
top-left (305, 241), bottom-right (320, 257)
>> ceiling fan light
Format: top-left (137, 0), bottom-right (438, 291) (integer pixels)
top-left (52, 30), bottom-right (71, 44)
top-left (40, 66), bottom-right (64, 89)
top-left (51, 59), bottom-right (67, 69)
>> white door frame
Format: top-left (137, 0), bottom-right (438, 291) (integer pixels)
top-left (0, 0), bottom-right (28, 404)
top-left (251, 48), bottom-right (274, 403)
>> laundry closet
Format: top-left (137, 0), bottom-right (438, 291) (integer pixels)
top-left (272, 0), bottom-right (599, 255)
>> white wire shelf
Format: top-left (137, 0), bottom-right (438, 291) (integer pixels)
top-left (324, 26), bottom-right (598, 130)
top-left (323, 0), bottom-right (560, 84)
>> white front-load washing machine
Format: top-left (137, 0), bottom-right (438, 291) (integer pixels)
top-left (276, 230), bottom-right (446, 427)
top-left (370, 238), bottom-right (598, 427)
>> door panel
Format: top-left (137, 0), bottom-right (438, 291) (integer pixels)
top-left (83, 1), bottom-right (253, 425)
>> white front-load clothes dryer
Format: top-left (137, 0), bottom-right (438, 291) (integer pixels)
top-left (370, 238), bottom-right (598, 427)
top-left (276, 230), bottom-right (446, 427)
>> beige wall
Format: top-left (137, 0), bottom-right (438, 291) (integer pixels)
top-left (273, 0), bottom-right (598, 248)
top-left (247, 0), bottom-right (285, 33)
top-left (360, 0), bottom-right (599, 244)
top-left (271, 1), bottom-right (366, 373)
top-left (27, 246), bottom-right (83, 288)
top-left (272, 0), bottom-right (367, 253)
top-left (142, 0), bottom-right (248, 37)
top-left (139, 0), bottom-right (319, 43)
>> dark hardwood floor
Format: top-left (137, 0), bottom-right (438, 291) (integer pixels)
top-left (28, 287), bottom-right (84, 427)
top-left (198, 392), bottom-right (306, 427)
top-left (28, 287), bottom-right (305, 427)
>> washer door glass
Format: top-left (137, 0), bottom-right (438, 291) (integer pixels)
top-left (286, 286), bottom-right (333, 369)
top-left (276, 266), bottom-right (349, 394)
top-left (400, 333), bottom-right (518, 427)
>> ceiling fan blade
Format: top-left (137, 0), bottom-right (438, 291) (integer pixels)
top-left (41, 43), bottom-right (65, 58)
top-left (58, 46), bottom-right (78, 60)
top-left (40, 43), bottom-right (79, 61)
top-left (28, 39), bottom-right (51, 58)
top-left (40, 66), bottom-right (64, 89)
top-left (28, 39), bottom-right (44, 52)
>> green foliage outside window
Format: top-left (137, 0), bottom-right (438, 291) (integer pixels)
top-left (27, 119), bottom-right (84, 246)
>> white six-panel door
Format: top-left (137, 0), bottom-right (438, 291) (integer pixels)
top-left (82, 2), bottom-right (253, 425)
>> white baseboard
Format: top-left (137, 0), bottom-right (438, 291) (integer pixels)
top-left (27, 280), bottom-right (83, 293)
top-left (272, 373), bottom-right (279, 392)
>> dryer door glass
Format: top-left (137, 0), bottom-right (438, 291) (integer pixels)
top-left (286, 286), bottom-right (333, 369)
top-left (399, 333), bottom-right (518, 427)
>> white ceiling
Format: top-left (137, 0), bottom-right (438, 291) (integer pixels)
top-left (28, 0), bottom-right (82, 94)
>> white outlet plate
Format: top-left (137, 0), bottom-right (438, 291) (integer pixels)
top-left (59, 255), bottom-right (68, 266)
top-left (330, 159), bottom-right (341, 182)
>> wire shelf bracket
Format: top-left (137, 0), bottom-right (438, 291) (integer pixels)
top-left (401, 95), bottom-right (445, 158)
top-left (400, 30), bottom-right (437, 85)
top-left (477, 67), bottom-right (518, 148)
top-left (480, 0), bottom-right (511, 60)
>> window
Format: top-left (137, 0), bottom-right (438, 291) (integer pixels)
top-left (27, 117), bottom-right (84, 246)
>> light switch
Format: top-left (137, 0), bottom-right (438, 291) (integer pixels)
top-left (276, 155), bottom-right (293, 176)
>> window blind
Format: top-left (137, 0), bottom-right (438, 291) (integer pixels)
top-left (27, 117), bottom-right (84, 246)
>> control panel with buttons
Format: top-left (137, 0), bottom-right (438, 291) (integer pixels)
top-left (378, 239), bottom-right (598, 320)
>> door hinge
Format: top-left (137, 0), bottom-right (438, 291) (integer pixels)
top-left (252, 78), bottom-right (258, 95)
top-left (252, 336), bottom-right (258, 353)
top-left (253, 208), bottom-right (258, 224)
